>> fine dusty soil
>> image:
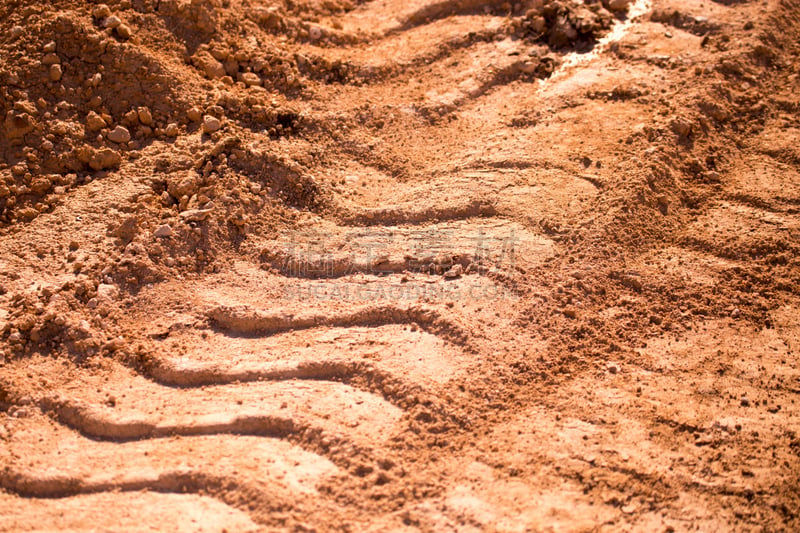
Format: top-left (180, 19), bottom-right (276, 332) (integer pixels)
top-left (1, 0), bottom-right (800, 530)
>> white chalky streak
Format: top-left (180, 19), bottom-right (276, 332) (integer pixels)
top-left (541, 0), bottom-right (653, 88)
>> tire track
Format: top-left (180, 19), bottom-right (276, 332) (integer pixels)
top-left (1, 417), bottom-right (341, 525)
top-left (0, 492), bottom-right (261, 532)
top-left (0, 0), bottom-right (656, 529)
top-left (256, 218), bottom-right (553, 284)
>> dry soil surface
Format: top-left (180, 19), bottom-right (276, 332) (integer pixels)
top-left (1, 0), bottom-right (800, 531)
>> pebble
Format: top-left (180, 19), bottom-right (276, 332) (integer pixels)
top-left (107, 125), bottom-right (131, 144)
top-left (740, 396), bottom-right (751, 407)
top-left (86, 110), bottom-right (107, 131)
top-left (165, 123), bottom-right (179, 136)
top-left (154, 224), bottom-right (173, 238)
top-left (606, 362), bottom-right (620, 374)
top-left (202, 115), bottom-right (222, 133)
top-left (195, 52), bottom-right (225, 79)
top-left (731, 308), bottom-right (741, 318)
top-left (92, 4), bottom-right (112, 19)
top-left (242, 72), bottom-right (261, 86)
top-left (49, 64), bottom-right (62, 82)
top-left (607, 0), bottom-right (632, 11)
top-left (694, 433), bottom-right (714, 446)
top-left (42, 53), bottom-right (60, 66)
top-left (115, 24), bottom-right (132, 39)
top-left (309, 26), bottom-right (323, 41)
top-left (96, 283), bottom-right (119, 301)
top-left (519, 60), bottom-right (539, 74)
top-left (530, 16), bottom-right (546, 33)
top-left (187, 107), bottom-right (203, 122)
top-left (113, 216), bottom-right (138, 242)
top-left (443, 264), bottom-right (463, 279)
top-left (549, 16), bottom-right (577, 47)
top-left (180, 207), bottom-right (213, 222)
top-left (10, 26), bottom-right (23, 39)
top-left (167, 174), bottom-right (197, 199)
top-left (137, 107), bottom-right (153, 126)
top-left (104, 15), bottom-right (122, 29)
top-left (89, 148), bottom-right (121, 170)
top-left (671, 119), bottom-right (692, 137)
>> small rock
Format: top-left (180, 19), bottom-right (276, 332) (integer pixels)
top-left (530, 16), bottom-right (546, 33)
top-left (180, 207), bottom-right (213, 222)
top-left (731, 308), bottom-right (741, 318)
top-left (563, 306), bottom-right (578, 319)
top-left (104, 15), bottom-right (122, 29)
top-left (619, 273), bottom-right (643, 292)
top-left (309, 26), bottom-right (323, 41)
top-left (194, 52), bottom-right (226, 79)
top-left (154, 224), bottom-right (173, 238)
top-left (740, 396), bottom-right (751, 407)
top-left (42, 53), bottom-right (60, 66)
top-left (92, 4), bottom-right (112, 19)
top-left (671, 119), bottom-right (692, 137)
top-left (202, 115), bottom-right (221, 133)
top-left (695, 433), bottom-right (714, 446)
top-left (606, 362), bottom-right (620, 374)
top-left (97, 283), bottom-right (119, 301)
top-left (89, 148), bottom-right (121, 170)
top-left (86, 110), bottom-right (107, 131)
top-left (549, 15), bottom-right (577, 47)
top-left (607, 0), bottom-right (632, 12)
top-left (43, 41), bottom-right (57, 53)
top-left (0, 425), bottom-right (8, 440)
top-left (167, 173), bottom-right (198, 199)
top-left (164, 123), bottom-right (179, 136)
top-left (443, 264), bottom-right (463, 279)
top-left (48, 64), bottom-right (62, 82)
top-left (519, 60), bottom-right (539, 74)
top-left (115, 24), bottom-right (132, 39)
top-left (10, 26), bottom-right (23, 39)
top-left (241, 72), bottom-right (261, 86)
top-left (187, 107), bottom-right (203, 122)
top-left (107, 125), bottom-right (131, 144)
top-left (113, 216), bottom-right (138, 242)
top-left (137, 107), bottom-right (153, 126)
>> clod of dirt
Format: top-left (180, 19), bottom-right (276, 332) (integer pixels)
top-left (202, 115), bottom-right (222, 134)
top-left (106, 126), bottom-right (131, 145)
top-left (154, 225), bottom-right (173, 238)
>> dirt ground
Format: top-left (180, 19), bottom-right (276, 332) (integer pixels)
top-left (1, 0), bottom-right (799, 530)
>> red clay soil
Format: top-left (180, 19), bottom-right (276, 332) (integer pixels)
top-left (1, 0), bottom-right (800, 530)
